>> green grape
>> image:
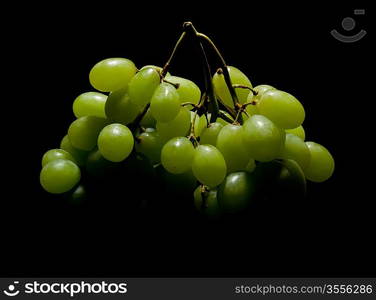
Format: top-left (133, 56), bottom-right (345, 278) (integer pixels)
top-left (161, 137), bottom-right (195, 174)
top-left (218, 171), bottom-right (256, 213)
top-left (254, 84), bottom-right (276, 97)
top-left (280, 133), bottom-right (311, 170)
top-left (165, 75), bottom-right (201, 106)
top-left (212, 66), bottom-right (252, 107)
top-left (194, 186), bottom-right (221, 218)
top-left (60, 135), bottom-right (89, 166)
top-left (97, 123), bottom-right (134, 162)
top-left (72, 92), bottom-right (107, 119)
top-left (89, 58), bottom-right (137, 92)
top-left (40, 159), bottom-right (81, 194)
top-left (68, 116), bottom-right (108, 151)
top-left (150, 83), bottom-right (181, 122)
top-left (68, 184), bottom-right (86, 205)
top-left (245, 84), bottom-right (277, 116)
top-left (304, 142), bottom-right (335, 182)
top-left (105, 87), bottom-right (140, 124)
top-left (286, 125), bottom-right (306, 141)
top-left (135, 129), bottom-right (163, 164)
top-left (252, 159), bottom-right (306, 201)
top-left (156, 107), bottom-right (191, 142)
top-left (156, 166), bottom-right (197, 195)
top-left (192, 145), bottom-right (227, 187)
top-left (86, 148), bottom-right (119, 177)
top-left (242, 115), bottom-right (285, 162)
top-left (258, 89), bottom-right (305, 129)
top-left (200, 122), bottom-right (223, 145)
top-left (245, 103), bottom-right (259, 116)
top-left (129, 67), bottom-right (161, 107)
top-left (140, 65), bottom-right (162, 73)
top-left (216, 124), bottom-right (251, 173)
top-left (140, 108), bottom-right (156, 128)
top-left (277, 159), bottom-right (307, 199)
top-left (139, 65), bottom-right (172, 77)
top-left (42, 149), bottom-right (76, 167)
top-left (190, 112), bottom-right (208, 137)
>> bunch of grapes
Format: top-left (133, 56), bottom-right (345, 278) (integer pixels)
top-left (39, 23), bottom-right (334, 218)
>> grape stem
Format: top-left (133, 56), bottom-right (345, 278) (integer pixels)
top-left (218, 110), bottom-right (235, 123)
top-left (161, 31), bottom-right (187, 77)
top-left (216, 97), bottom-right (237, 119)
top-left (233, 84), bottom-right (257, 95)
top-left (183, 22), bottom-right (219, 122)
top-left (161, 22), bottom-right (243, 124)
top-left (129, 103), bottom-right (150, 131)
top-left (162, 78), bottom-right (180, 89)
top-left (188, 109), bottom-right (199, 147)
top-left (198, 34), bottom-right (243, 124)
top-left (200, 184), bottom-right (209, 209)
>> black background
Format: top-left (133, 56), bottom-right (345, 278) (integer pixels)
top-left (2, 2), bottom-right (374, 277)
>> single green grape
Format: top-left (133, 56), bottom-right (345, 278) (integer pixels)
top-left (280, 133), bottom-right (311, 170)
top-left (161, 137), bottom-right (195, 174)
top-left (42, 149), bottom-right (76, 167)
top-left (72, 92), bottom-right (107, 119)
top-left (40, 159), bottom-right (81, 194)
top-left (193, 186), bottom-right (221, 218)
top-left (200, 122), bottom-right (223, 146)
top-left (192, 145), bottom-right (227, 187)
top-left (216, 124), bottom-right (251, 173)
top-left (89, 57), bottom-right (137, 92)
top-left (135, 129), bottom-right (163, 164)
top-left (258, 89), bottom-right (305, 129)
top-left (60, 135), bottom-right (89, 167)
top-left (105, 87), bottom-right (140, 124)
top-left (68, 116), bottom-right (108, 151)
top-left (242, 115), bottom-right (285, 162)
top-left (70, 184), bottom-right (86, 203)
top-left (156, 107), bottom-right (191, 143)
top-left (165, 75), bottom-right (201, 106)
top-left (217, 171), bottom-right (256, 213)
top-left (304, 142), bottom-right (335, 182)
top-left (97, 123), bottom-right (134, 162)
top-left (286, 125), bottom-right (306, 141)
top-left (129, 67), bottom-right (161, 107)
top-left (212, 66), bottom-right (252, 107)
top-left (150, 83), bottom-right (181, 122)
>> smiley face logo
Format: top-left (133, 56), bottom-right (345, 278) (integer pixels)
top-left (331, 9), bottom-right (367, 43)
top-left (3, 282), bottom-right (20, 297)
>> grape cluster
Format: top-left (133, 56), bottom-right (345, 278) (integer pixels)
top-left (40, 29), bottom-right (334, 218)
